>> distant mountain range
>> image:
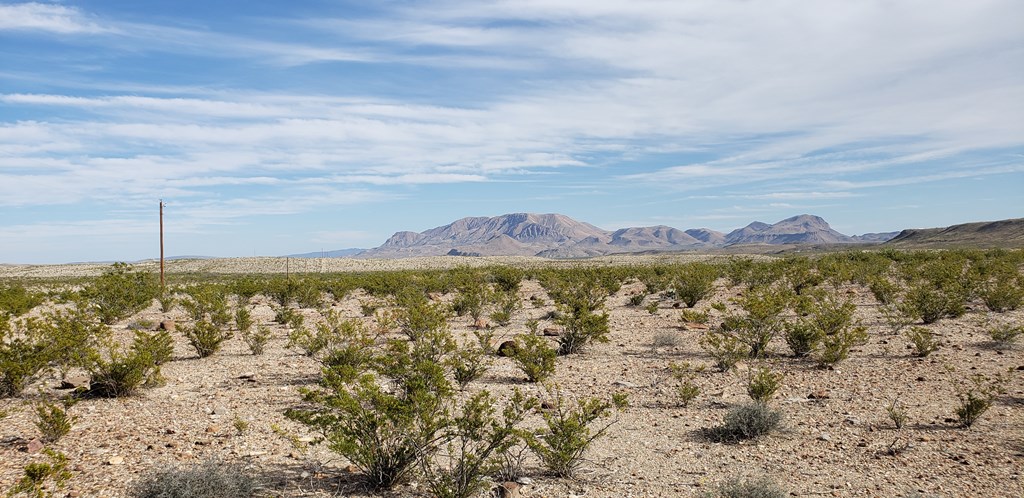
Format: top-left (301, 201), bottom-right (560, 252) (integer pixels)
top-left (886, 218), bottom-right (1024, 248)
top-left (336, 212), bottom-right (900, 259)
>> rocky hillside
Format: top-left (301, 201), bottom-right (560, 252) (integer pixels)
top-left (885, 218), bottom-right (1024, 248)
top-left (355, 212), bottom-right (892, 259)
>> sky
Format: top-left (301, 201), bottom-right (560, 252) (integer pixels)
top-left (0, 0), bottom-right (1022, 263)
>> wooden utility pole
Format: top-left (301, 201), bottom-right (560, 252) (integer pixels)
top-left (159, 200), bottom-right (165, 291)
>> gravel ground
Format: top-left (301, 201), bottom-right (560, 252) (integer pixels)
top-left (1, 257), bottom-right (1021, 497)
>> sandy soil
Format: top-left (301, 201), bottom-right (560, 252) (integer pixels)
top-left (1, 257), bottom-right (1021, 497)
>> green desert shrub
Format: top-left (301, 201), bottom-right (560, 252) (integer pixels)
top-left (132, 329), bottom-right (174, 385)
top-left (35, 307), bottom-right (111, 380)
top-left (988, 323), bottom-right (1023, 349)
top-left (540, 270), bottom-right (611, 355)
top-left (447, 344), bottom-right (489, 390)
top-left (181, 284), bottom-right (232, 328)
top-left (904, 327), bottom-right (940, 357)
top-left (672, 262), bottom-right (718, 308)
top-left (720, 285), bottom-right (790, 358)
top-left (82, 263), bottom-right (160, 324)
top-left (951, 372), bottom-right (1005, 428)
top-left (699, 329), bottom-right (746, 372)
top-left (489, 290), bottom-right (521, 327)
top-left (8, 449), bottom-right (72, 498)
top-left (509, 334), bottom-right (557, 383)
top-left (273, 306), bottom-right (304, 328)
top-left (525, 388), bottom-right (618, 478)
top-left (0, 283), bottom-right (45, 317)
top-left (34, 398), bottom-right (76, 443)
top-left (234, 307), bottom-right (253, 334)
top-left (240, 324), bottom-right (272, 355)
top-left (787, 291), bottom-right (867, 367)
top-left (181, 320), bottom-right (232, 359)
top-left (86, 340), bottom-right (160, 398)
top-left (421, 390), bottom-right (534, 498)
top-left (287, 322), bottom-right (456, 490)
top-left (979, 272), bottom-right (1024, 312)
top-left (0, 317), bottom-right (53, 398)
top-left (669, 362), bottom-right (703, 407)
top-left (131, 459), bottom-right (259, 498)
top-left (706, 402), bottom-right (782, 442)
top-left (746, 366), bottom-right (783, 404)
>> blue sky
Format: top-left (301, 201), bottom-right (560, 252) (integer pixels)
top-left (0, 0), bottom-right (1021, 263)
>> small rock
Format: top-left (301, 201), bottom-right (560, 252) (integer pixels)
top-left (613, 380), bottom-right (638, 389)
top-left (498, 481), bottom-right (521, 498)
top-left (542, 327), bottom-right (562, 337)
top-left (808, 390), bottom-right (830, 400)
top-left (205, 425), bottom-right (219, 434)
top-left (916, 376), bottom-right (926, 382)
top-left (158, 320), bottom-right (175, 332)
top-left (108, 456), bottom-right (124, 465)
top-left (496, 340), bottom-right (518, 358)
top-left (474, 318), bottom-right (490, 330)
top-left (818, 433), bottom-right (832, 442)
top-left (516, 477), bottom-right (534, 485)
top-left (344, 464), bottom-right (359, 473)
top-left (540, 400), bottom-right (556, 410)
top-left (58, 373), bottom-right (91, 390)
top-left (297, 436), bottom-right (314, 443)
top-left (26, 438), bottom-right (44, 454)
top-left (238, 372), bottom-right (257, 381)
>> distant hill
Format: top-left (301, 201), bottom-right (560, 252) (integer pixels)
top-left (724, 215), bottom-right (854, 245)
top-left (885, 218), bottom-right (1024, 248)
top-left (286, 248), bottom-right (365, 258)
top-left (353, 212), bottom-right (896, 259)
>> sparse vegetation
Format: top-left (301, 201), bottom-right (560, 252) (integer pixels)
top-left (706, 402), bottom-right (783, 442)
top-left (509, 334), bottom-right (557, 383)
top-left (7, 449), bottom-right (71, 498)
top-left (131, 459), bottom-right (259, 498)
top-left (34, 399), bottom-right (76, 443)
top-left (905, 327), bottom-right (940, 357)
top-left (704, 476), bottom-right (786, 498)
top-left (181, 320), bottom-right (232, 359)
top-left (746, 366), bottom-right (783, 403)
top-left (525, 387), bottom-right (618, 478)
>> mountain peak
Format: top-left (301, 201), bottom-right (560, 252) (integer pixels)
top-left (354, 212), bottom-right (886, 259)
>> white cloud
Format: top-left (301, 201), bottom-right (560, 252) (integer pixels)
top-left (0, 3), bottom-right (112, 34)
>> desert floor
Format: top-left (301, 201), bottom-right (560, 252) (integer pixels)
top-left (1, 256), bottom-right (1022, 497)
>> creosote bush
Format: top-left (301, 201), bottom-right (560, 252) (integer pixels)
top-left (905, 327), bottom-right (940, 357)
top-left (525, 387), bottom-right (618, 478)
top-left (34, 398), bottom-right (76, 443)
top-left (672, 262), bottom-right (719, 308)
top-left (988, 323), bottom-right (1022, 349)
top-left (509, 334), bottom-right (557, 383)
top-left (670, 362), bottom-right (703, 407)
top-left (241, 325), bottom-right (272, 355)
top-left (131, 459), bottom-right (259, 498)
top-left (720, 285), bottom-right (790, 358)
top-left (951, 372), bottom-right (1005, 428)
top-left (1, 316), bottom-right (54, 398)
top-left (83, 263), bottom-right (160, 324)
top-left (746, 366), bottom-right (783, 404)
top-left (181, 320), bottom-right (232, 359)
top-left (9, 449), bottom-right (71, 498)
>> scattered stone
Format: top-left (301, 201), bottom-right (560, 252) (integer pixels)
top-left (26, 438), bottom-right (44, 454)
top-left (474, 318), bottom-right (491, 329)
top-left (158, 320), bottom-right (175, 332)
top-left (818, 433), bottom-right (832, 442)
top-left (808, 390), bottom-right (830, 400)
top-left (541, 400), bottom-right (556, 410)
top-left (107, 456), bottom-right (124, 465)
top-left (58, 373), bottom-right (91, 390)
top-left (498, 481), bottom-right (521, 498)
top-left (497, 340), bottom-right (518, 357)
top-left (516, 477), bottom-right (534, 485)
top-left (205, 425), bottom-right (219, 434)
top-left (543, 326), bottom-right (563, 337)
top-left (613, 380), bottom-right (639, 388)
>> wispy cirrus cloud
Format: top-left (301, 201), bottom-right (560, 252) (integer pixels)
top-left (0, 2), bottom-right (112, 34)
